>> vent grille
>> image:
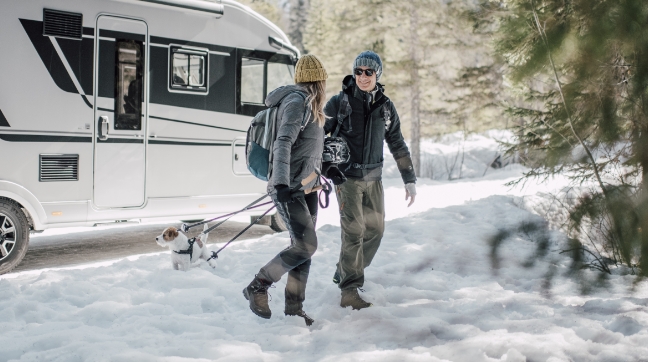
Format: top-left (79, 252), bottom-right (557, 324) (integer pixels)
top-left (43, 9), bottom-right (83, 39)
top-left (40, 154), bottom-right (79, 182)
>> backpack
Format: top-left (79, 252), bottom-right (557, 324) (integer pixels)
top-left (246, 91), bottom-right (310, 181)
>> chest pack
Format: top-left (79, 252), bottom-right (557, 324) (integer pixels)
top-left (246, 91), bottom-right (310, 181)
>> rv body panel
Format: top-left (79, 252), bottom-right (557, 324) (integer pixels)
top-left (0, 0), bottom-right (296, 230)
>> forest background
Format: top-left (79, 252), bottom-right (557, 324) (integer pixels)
top-left (234, 0), bottom-right (648, 286)
top-left (236, 0), bottom-right (510, 174)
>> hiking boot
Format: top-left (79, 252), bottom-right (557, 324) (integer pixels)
top-left (243, 275), bottom-right (272, 319)
top-left (340, 288), bottom-right (372, 310)
top-left (285, 304), bottom-right (315, 326)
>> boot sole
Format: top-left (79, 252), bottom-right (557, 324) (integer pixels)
top-left (340, 303), bottom-right (373, 310)
top-left (242, 288), bottom-right (271, 319)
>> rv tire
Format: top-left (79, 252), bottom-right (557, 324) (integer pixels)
top-left (270, 213), bottom-right (288, 232)
top-left (0, 199), bottom-right (30, 275)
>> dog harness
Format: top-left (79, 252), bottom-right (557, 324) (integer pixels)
top-left (174, 237), bottom-right (196, 261)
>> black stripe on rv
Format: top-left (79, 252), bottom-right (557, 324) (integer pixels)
top-left (94, 109), bottom-right (245, 133)
top-left (0, 134), bottom-right (91, 143)
top-left (99, 29), bottom-right (145, 42)
top-left (97, 138), bottom-right (144, 144)
top-left (150, 36), bottom-right (233, 54)
top-left (148, 140), bottom-right (230, 146)
top-left (20, 19), bottom-right (95, 97)
top-left (0, 110), bottom-right (10, 127)
top-left (0, 133), bottom-right (232, 146)
top-left (20, 19), bottom-right (78, 94)
top-left (21, 19), bottom-right (293, 117)
top-left (149, 115), bottom-right (245, 133)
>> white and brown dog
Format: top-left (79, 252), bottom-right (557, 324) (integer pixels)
top-left (155, 224), bottom-right (217, 270)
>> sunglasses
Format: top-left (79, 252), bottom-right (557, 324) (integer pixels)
top-left (354, 68), bottom-right (375, 77)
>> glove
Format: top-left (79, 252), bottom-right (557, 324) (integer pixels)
top-left (275, 184), bottom-right (293, 203)
top-left (322, 162), bottom-right (347, 185)
top-left (405, 182), bottom-right (416, 207)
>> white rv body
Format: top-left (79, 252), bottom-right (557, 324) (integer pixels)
top-left (0, 0), bottom-right (298, 234)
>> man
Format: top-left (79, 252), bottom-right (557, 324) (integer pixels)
top-left (324, 51), bottom-right (417, 310)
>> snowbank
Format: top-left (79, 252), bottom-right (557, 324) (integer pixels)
top-left (2, 180), bottom-right (647, 361)
top-left (383, 130), bottom-right (515, 181)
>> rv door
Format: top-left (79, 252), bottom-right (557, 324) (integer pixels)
top-left (93, 16), bottom-right (148, 208)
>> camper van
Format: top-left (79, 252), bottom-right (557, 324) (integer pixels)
top-left (0, 0), bottom-right (299, 274)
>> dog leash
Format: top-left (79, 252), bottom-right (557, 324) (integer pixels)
top-left (207, 204), bottom-right (276, 262)
top-left (181, 193), bottom-right (271, 233)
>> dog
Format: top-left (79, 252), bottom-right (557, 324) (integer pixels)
top-left (155, 224), bottom-right (217, 270)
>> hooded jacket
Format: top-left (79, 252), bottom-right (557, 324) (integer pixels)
top-left (324, 75), bottom-right (416, 183)
top-left (266, 85), bottom-right (324, 193)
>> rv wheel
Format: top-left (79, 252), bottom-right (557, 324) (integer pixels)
top-left (0, 200), bottom-right (30, 275)
top-left (270, 213), bottom-right (288, 232)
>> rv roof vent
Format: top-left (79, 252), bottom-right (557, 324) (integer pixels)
top-left (40, 154), bottom-right (79, 182)
top-left (43, 9), bottom-right (83, 39)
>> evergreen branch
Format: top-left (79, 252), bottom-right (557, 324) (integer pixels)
top-left (531, 0), bottom-right (608, 198)
top-left (559, 247), bottom-right (611, 274)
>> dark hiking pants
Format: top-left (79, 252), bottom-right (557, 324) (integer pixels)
top-left (335, 179), bottom-right (385, 290)
top-left (258, 191), bottom-right (318, 310)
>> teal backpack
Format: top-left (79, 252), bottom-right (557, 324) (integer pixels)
top-left (245, 91), bottom-right (310, 181)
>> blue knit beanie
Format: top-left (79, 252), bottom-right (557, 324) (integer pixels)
top-left (352, 50), bottom-right (383, 81)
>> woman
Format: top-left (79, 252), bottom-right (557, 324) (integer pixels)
top-left (243, 55), bottom-right (330, 325)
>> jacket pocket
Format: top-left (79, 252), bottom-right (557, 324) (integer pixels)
top-left (290, 158), bottom-right (305, 184)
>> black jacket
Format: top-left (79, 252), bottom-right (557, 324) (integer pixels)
top-left (324, 75), bottom-right (416, 183)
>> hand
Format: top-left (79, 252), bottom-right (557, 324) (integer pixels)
top-left (405, 183), bottom-right (416, 207)
top-left (275, 184), bottom-right (293, 203)
top-left (323, 163), bottom-right (347, 185)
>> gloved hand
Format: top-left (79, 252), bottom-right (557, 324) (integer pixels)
top-left (275, 184), bottom-right (293, 203)
top-left (322, 162), bottom-right (347, 185)
top-left (405, 182), bottom-right (416, 207)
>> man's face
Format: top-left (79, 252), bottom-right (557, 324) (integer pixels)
top-left (355, 66), bottom-right (377, 92)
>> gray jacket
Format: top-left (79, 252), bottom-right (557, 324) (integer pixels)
top-left (266, 85), bottom-right (323, 193)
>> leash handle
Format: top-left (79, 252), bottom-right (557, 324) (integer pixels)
top-left (209, 204), bottom-right (277, 261)
top-left (318, 177), bottom-right (332, 209)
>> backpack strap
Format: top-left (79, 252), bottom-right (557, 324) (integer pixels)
top-left (332, 92), bottom-right (351, 137)
top-left (291, 90), bottom-right (311, 131)
top-left (382, 100), bottom-right (393, 132)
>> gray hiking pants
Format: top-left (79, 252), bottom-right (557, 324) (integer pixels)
top-left (335, 179), bottom-right (385, 290)
top-left (258, 192), bottom-right (318, 309)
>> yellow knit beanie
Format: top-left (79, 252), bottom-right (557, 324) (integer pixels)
top-left (294, 54), bottom-right (328, 83)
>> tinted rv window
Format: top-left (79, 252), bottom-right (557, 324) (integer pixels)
top-left (267, 62), bottom-right (294, 92)
top-left (241, 58), bottom-right (265, 104)
top-left (170, 47), bottom-right (208, 93)
top-left (114, 40), bottom-right (143, 130)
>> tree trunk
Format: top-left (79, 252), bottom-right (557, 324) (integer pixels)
top-left (637, 128), bottom-right (648, 277)
top-left (409, 1), bottom-right (421, 175)
top-left (288, 0), bottom-right (309, 54)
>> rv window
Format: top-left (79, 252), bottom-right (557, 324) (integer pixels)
top-left (114, 40), bottom-right (143, 130)
top-left (267, 62), bottom-right (294, 92)
top-left (170, 47), bottom-right (208, 93)
top-left (241, 58), bottom-right (265, 104)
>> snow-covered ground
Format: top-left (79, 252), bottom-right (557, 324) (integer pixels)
top-left (2, 133), bottom-right (648, 362)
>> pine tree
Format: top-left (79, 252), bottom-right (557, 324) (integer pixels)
top-left (287, 0), bottom-right (310, 54)
top-left (492, 0), bottom-right (648, 279)
top-left (304, 0), bottom-right (507, 176)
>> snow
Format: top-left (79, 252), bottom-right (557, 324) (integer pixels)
top-left (2, 133), bottom-right (648, 361)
